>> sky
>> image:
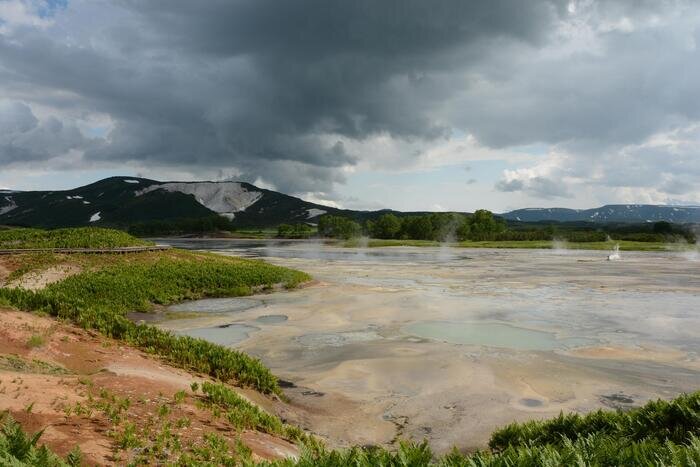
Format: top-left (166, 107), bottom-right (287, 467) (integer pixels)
top-left (1, 0), bottom-right (699, 213)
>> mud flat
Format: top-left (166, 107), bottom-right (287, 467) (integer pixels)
top-left (159, 240), bottom-right (700, 452)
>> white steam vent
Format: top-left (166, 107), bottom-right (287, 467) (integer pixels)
top-left (607, 244), bottom-right (621, 261)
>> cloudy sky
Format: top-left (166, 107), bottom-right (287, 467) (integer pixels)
top-left (1, 0), bottom-right (699, 212)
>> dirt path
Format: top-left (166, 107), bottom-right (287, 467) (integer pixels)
top-left (0, 309), bottom-right (299, 464)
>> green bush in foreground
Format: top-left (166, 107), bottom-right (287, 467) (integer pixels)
top-left (0, 227), bottom-right (151, 249)
top-left (489, 391), bottom-right (700, 450)
top-left (200, 381), bottom-right (310, 444)
top-left (0, 251), bottom-right (309, 395)
top-left (262, 432), bottom-right (700, 466)
top-left (0, 413), bottom-right (82, 466)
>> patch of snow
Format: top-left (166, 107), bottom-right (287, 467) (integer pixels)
top-left (124, 179), bottom-right (140, 184)
top-left (221, 213), bottom-right (235, 220)
top-left (136, 182), bottom-right (263, 215)
top-left (306, 208), bottom-right (327, 219)
top-left (83, 200), bottom-right (91, 205)
top-left (0, 196), bottom-right (18, 215)
top-left (65, 195), bottom-right (84, 200)
top-left (516, 216), bottom-right (521, 221)
top-left (89, 212), bottom-right (101, 222)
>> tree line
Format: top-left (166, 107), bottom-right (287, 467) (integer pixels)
top-left (315, 210), bottom-right (507, 241)
top-left (277, 211), bottom-right (697, 243)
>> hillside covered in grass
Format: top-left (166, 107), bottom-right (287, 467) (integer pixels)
top-left (0, 227), bottom-right (152, 250)
top-left (0, 229), bottom-right (309, 395)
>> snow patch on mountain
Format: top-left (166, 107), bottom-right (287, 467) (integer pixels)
top-left (89, 212), bottom-right (101, 222)
top-left (306, 208), bottom-right (327, 219)
top-left (0, 196), bottom-right (17, 215)
top-left (136, 182), bottom-right (263, 217)
top-left (124, 179), bottom-right (140, 184)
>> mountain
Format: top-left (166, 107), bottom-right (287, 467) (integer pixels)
top-left (0, 176), bottom-right (345, 229)
top-left (501, 205), bottom-right (700, 224)
top-left (3, 177), bottom-right (700, 229)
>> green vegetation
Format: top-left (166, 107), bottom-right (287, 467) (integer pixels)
top-left (457, 240), bottom-right (676, 251)
top-left (0, 354), bottom-right (70, 375)
top-left (277, 223), bottom-right (315, 239)
top-left (489, 391), bottom-right (700, 450)
top-left (0, 227), bottom-right (151, 249)
top-left (343, 238), bottom-right (678, 251)
top-left (319, 210), bottom-right (697, 250)
top-left (26, 334), bottom-right (45, 349)
top-left (200, 382), bottom-right (309, 443)
top-left (345, 238), bottom-right (440, 248)
top-left (0, 245), bottom-right (309, 396)
top-left (363, 211), bottom-right (505, 242)
top-left (0, 413), bottom-right (82, 466)
top-left (127, 215), bottom-right (236, 236)
top-left (318, 215), bottom-right (362, 239)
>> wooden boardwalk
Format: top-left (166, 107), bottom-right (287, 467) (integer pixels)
top-left (0, 245), bottom-right (171, 255)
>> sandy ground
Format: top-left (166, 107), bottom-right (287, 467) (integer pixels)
top-left (5, 264), bottom-right (83, 290)
top-left (158, 243), bottom-right (700, 453)
top-left (0, 309), bottom-right (298, 464)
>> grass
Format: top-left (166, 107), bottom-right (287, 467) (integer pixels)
top-left (343, 238), bottom-right (685, 251)
top-left (26, 334), bottom-right (45, 349)
top-left (344, 238), bottom-right (440, 248)
top-left (0, 227), bottom-right (152, 250)
top-left (230, 228), bottom-right (278, 239)
top-left (488, 391), bottom-right (700, 450)
top-left (0, 354), bottom-right (70, 375)
top-left (0, 248), bottom-right (310, 396)
top-left (199, 381), bottom-right (310, 444)
top-left (458, 240), bottom-right (679, 251)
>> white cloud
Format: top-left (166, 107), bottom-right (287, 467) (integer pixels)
top-left (0, 0), bottom-right (53, 33)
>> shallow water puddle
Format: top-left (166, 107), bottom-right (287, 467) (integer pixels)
top-left (176, 323), bottom-right (259, 346)
top-left (403, 321), bottom-right (596, 350)
top-left (168, 297), bottom-right (262, 313)
top-left (256, 314), bottom-right (289, 324)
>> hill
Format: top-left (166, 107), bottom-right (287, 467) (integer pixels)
top-left (0, 176), bottom-right (348, 229)
top-left (3, 176), bottom-right (699, 230)
top-left (502, 204), bottom-right (700, 224)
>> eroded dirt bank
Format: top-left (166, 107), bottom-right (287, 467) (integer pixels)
top-left (0, 308), bottom-right (298, 464)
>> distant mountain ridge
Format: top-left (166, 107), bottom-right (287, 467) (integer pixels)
top-left (501, 204), bottom-right (700, 224)
top-left (0, 176), bottom-right (343, 228)
top-left (2, 176), bottom-right (699, 229)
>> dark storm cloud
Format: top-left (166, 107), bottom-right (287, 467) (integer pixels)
top-left (1, 0), bottom-right (699, 201)
top-left (0, 100), bottom-right (90, 163)
top-left (0, 0), bottom-right (564, 191)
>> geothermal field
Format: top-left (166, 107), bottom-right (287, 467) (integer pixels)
top-left (158, 240), bottom-right (700, 452)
